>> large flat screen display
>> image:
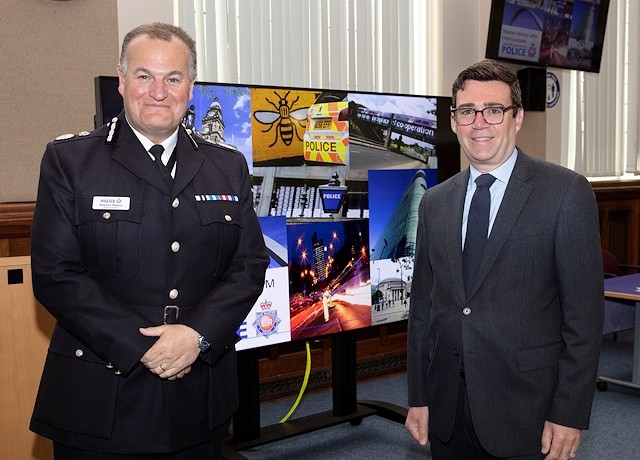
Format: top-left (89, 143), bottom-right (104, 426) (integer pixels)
top-left (485, 0), bottom-right (610, 73)
top-left (95, 77), bottom-right (460, 349)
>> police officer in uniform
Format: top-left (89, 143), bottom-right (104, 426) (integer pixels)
top-left (29, 23), bottom-right (269, 459)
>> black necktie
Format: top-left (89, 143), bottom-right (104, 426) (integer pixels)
top-left (463, 174), bottom-right (497, 295)
top-left (149, 144), bottom-right (175, 182)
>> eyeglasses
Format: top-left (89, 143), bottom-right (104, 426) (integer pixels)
top-left (450, 105), bottom-right (519, 126)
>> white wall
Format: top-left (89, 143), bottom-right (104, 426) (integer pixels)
top-left (117, 0), bottom-right (174, 47)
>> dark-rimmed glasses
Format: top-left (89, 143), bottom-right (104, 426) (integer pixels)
top-left (451, 105), bottom-right (518, 126)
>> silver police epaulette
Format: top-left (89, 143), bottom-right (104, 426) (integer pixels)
top-left (106, 117), bottom-right (119, 143)
top-left (185, 128), bottom-right (199, 149)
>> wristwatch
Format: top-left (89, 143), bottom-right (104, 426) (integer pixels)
top-left (197, 334), bottom-right (210, 352)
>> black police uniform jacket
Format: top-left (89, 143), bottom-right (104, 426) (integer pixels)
top-left (29, 112), bottom-right (269, 454)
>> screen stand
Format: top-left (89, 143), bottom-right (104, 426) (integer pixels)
top-left (225, 331), bottom-right (408, 459)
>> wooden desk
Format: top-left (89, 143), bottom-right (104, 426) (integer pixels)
top-left (597, 273), bottom-right (640, 392)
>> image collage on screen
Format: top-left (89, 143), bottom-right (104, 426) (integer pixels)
top-left (94, 78), bottom-right (458, 350)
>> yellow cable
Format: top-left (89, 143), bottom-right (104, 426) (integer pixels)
top-left (279, 341), bottom-right (312, 423)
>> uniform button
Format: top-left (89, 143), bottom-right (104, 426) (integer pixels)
top-left (75, 349), bottom-right (84, 357)
top-left (171, 241), bottom-right (180, 252)
top-left (102, 212), bottom-right (111, 220)
top-left (169, 289), bottom-right (179, 299)
top-left (224, 214), bottom-right (232, 222)
top-left (172, 198), bottom-right (180, 208)
top-left (114, 369), bottom-right (122, 375)
top-left (106, 362), bottom-right (114, 369)
top-left (462, 307), bottom-right (471, 316)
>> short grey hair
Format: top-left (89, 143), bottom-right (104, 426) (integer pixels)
top-left (119, 22), bottom-right (197, 80)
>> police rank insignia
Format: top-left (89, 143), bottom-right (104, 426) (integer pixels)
top-left (252, 299), bottom-right (281, 338)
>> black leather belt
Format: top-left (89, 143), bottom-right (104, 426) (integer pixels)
top-left (164, 305), bottom-right (179, 324)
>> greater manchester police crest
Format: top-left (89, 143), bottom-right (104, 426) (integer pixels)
top-left (252, 299), bottom-right (281, 338)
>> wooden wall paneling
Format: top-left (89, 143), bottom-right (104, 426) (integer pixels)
top-left (593, 181), bottom-right (640, 267)
top-left (0, 256), bottom-right (54, 459)
top-left (0, 203), bottom-right (34, 258)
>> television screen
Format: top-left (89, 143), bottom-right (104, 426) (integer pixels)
top-left (94, 78), bottom-right (460, 349)
top-left (485, 0), bottom-right (611, 73)
top-left (94, 76), bottom-right (122, 128)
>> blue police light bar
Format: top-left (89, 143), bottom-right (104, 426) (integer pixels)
top-left (318, 185), bottom-right (348, 214)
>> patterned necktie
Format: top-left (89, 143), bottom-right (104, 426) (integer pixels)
top-left (463, 174), bottom-right (497, 295)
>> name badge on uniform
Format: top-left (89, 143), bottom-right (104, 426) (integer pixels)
top-left (92, 196), bottom-right (131, 211)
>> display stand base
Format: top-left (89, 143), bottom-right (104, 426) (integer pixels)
top-left (225, 331), bottom-right (408, 459)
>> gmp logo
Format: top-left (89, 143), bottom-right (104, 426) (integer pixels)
top-left (546, 72), bottom-right (560, 109)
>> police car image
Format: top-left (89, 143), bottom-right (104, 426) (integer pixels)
top-left (303, 91), bottom-right (349, 165)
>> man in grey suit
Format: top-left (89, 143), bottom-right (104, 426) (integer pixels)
top-left (405, 60), bottom-right (603, 460)
top-left (30, 23), bottom-right (269, 459)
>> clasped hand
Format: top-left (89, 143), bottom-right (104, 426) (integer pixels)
top-left (139, 324), bottom-right (200, 380)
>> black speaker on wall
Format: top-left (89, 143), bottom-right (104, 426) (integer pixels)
top-left (517, 67), bottom-right (546, 112)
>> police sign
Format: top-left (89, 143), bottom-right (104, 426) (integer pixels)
top-left (318, 184), bottom-right (348, 214)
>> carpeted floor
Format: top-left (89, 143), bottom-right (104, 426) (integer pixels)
top-left (230, 329), bottom-right (640, 459)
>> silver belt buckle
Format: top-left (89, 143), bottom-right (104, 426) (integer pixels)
top-left (164, 305), bottom-right (180, 324)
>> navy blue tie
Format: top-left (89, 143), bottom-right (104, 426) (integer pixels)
top-left (463, 174), bottom-right (497, 295)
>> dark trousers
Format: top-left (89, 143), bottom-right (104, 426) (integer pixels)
top-left (429, 375), bottom-right (544, 460)
top-left (53, 437), bottom-right (225, 460)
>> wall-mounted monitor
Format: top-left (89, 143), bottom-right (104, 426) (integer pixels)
top-left (485, 0), bottom-right (611, 73)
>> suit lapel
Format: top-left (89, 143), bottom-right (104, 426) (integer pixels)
top-left (111, 119), bottom-right (170, 195)
top-left (111, 117), bottom-right (204, 197)
top-left (468, 151), bottom-right (534, 298)
top-left (446, 171), bottom-right (469, 304)
top-left (173, 130), bottom-right (204, 197)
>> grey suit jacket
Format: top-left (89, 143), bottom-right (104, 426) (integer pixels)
top-left (407, 150), bottom-right (603, 457)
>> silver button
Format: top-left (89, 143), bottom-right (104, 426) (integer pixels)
top-left (224, 214), bottom-right (232, 222)
top-left (171, 241), bottom-right (180, 252)
top-left (75, 349), bottom-right (84, 357)
top-left (463, 307), bottom-right (471, 316)
top-left (172, 198), bottom-right (180, 208)
top-left (169, 289), bottom-right (179, 299)
top-left (106, 362), bottom-right (114, 369)
top-left (102, 212), bottom-right (111, 220)
top-left (115, 369), bottom-right (122, 375)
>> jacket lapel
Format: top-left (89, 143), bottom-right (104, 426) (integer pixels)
top-left (111, 117), bottom-right (172, 195)
top-left (446, 170), bottom-right (469, 304)
top-left (111, 116), bottom-right (204, 197)
top-left (468, 150), bottom-right (534, 298)
top-left (173, 130), bottom-right (204, 197)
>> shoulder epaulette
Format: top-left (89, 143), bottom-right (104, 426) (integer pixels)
top-left (106, 117), bottom-right (120, 144)
top-left (54, 130), bottom-right (93, 142)
top-left (185, 128), bottom-right (199, 150)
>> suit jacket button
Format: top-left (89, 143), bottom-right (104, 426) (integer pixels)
top-left (462, 307), bottom-right (471, 316)
top-left (75, 349), bottom-right (84, 357)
